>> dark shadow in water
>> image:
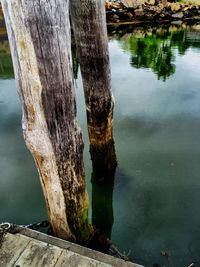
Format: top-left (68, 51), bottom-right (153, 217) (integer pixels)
top-left (90, 172), bottom-right (115, 253)
top-left (91, 168), bottom-right (115, 240)
top-left (89, 140), bottom-right (117, 253)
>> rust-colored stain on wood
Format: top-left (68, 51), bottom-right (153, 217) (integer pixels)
top-left (27, 104), bottom-right (35, 124)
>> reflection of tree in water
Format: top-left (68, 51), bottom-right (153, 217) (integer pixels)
top-left (170, 30), bottom-right (189, 55)
top-left (120, 27), bottom-right (200, 81)
top-left (0, 40), bottom-right (14, 79)
top-left (130, 38), bottom-right (175, 81)
top-left (0, 38), bottom-right (79, 80)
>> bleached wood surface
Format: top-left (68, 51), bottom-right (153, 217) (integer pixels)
top-left (0, 227), bottom-right (144, 267)
top-left (1, 0), bottom-right (90, 242)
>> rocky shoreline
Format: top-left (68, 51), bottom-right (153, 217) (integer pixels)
top-left (106, 0), bottom-right (200, 24)
top-left (0, 2), bottom-right (200, 28)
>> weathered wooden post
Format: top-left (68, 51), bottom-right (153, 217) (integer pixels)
top-left (70, 0), bottom-right (117, 181)
top-left (1, 0), bottom-right (91, 243)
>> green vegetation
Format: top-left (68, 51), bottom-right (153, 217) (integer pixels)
top-left (0, 40), bottom-right (14, 79)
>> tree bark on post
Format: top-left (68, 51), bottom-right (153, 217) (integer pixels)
top-left (1, 0), bottom-right (91, 243)
top-left (70, 0), bottom-right (117, 181)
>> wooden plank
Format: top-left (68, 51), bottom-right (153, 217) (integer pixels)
top-left (16, 228), bottom-right (143, 267)
top-left (15, 238), bottom-right (62, 267)
top-left (55, 250), bottom-right (112, 267)
top-left (0, 233), bottom-right (30, 266)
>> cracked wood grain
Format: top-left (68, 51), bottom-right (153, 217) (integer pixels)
top-left (1, 0), bottom-right (91, 243)
top-left (70, 0), bottom-right (117, 180)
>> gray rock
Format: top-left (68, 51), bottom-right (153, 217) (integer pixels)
top-left (171, 11), bottom-right (184, 18)
top-left (171, 20), bottom-right (183, 25)
top-left (112, 14), bottom-right (120, 19)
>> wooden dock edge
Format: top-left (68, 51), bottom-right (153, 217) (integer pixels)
top-left (13, 226), bottom-right (144, 267)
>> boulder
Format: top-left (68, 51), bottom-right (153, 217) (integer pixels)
top-left (171, 20), bottom-right (183, 25)
top-left (158, 3), bottom-right (164, 10)
top-left (126, 12), bottom-right (134, 18)
top-left (183, 6), bottom-right (190, 11)
top-left (134, 8), bottom-right (145, 16)
top-left (120, 0), bottom-right (135, 8)
top-left (112, 14), bottom-right (120, 21)
top-left (121, 0), bottom-right (145, 8)
top-left (171, 3), bottom-right (181, 12)
top-left (171, 11), bottom-right (184, 18)
top-left (161, 0), bottom-right (169, 7)
top-left (112, 2), bottom-right (122, 9)
top-left (105, 0), bottom-right (112, 10)
top-left (146, 0), bottom-right (155, 5)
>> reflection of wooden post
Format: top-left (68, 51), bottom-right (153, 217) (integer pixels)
top-left (92, 174), bottom-right (115, 239)
top-left (90, 165), bottom-right (116, 253)
top-left (2, 0), bottom-right (91, 243)
top-left (71, 45), bottom-right (79, 80)
top-left (70, 0), bottom-right (117, 181)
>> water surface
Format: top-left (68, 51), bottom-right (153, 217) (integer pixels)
top-left (1, 24), bottom-right (200, 267)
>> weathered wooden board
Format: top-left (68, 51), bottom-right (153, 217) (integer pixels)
top-left (15, 239), bottom-right (62, 267)
top-left (0, 228), bottom-right (144, 267)
top-left (55, 250), bottom-right (112, 267)
top-left (17, 227), bottom-right (142, 267)
top-left (0, 233), bottom-right (30, 266)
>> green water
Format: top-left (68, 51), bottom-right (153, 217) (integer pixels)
top-left (1, 24), bottom-right (200, 267)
